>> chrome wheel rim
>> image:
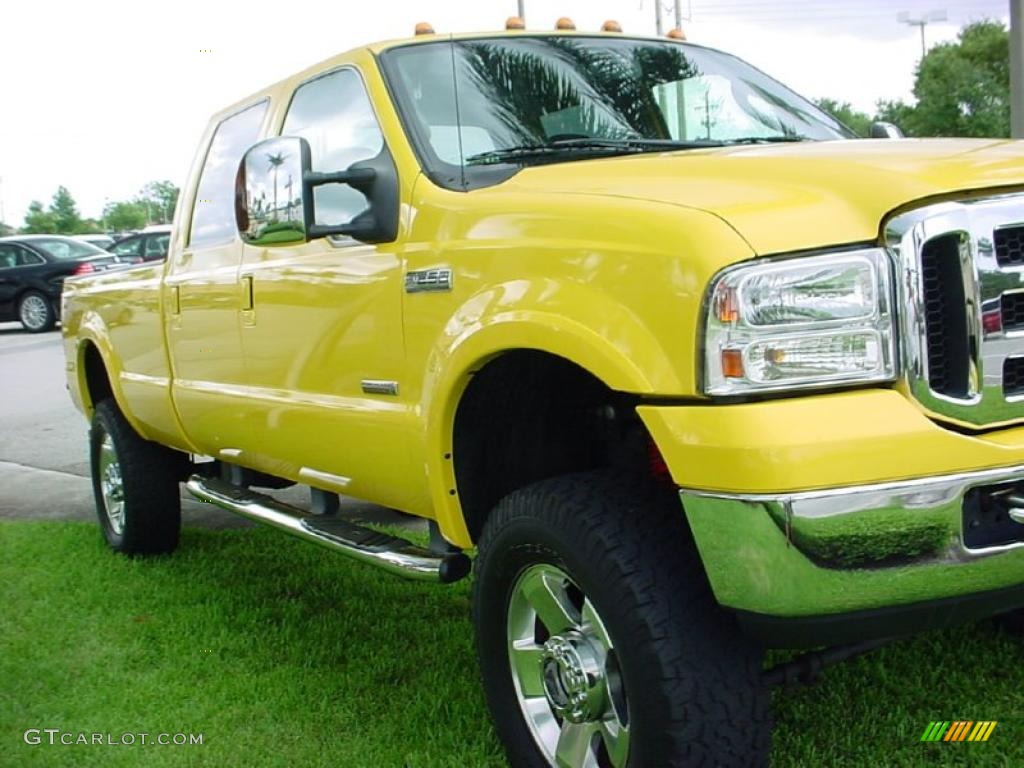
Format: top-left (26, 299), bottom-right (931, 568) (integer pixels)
top-left (98, 434), bottom-right (125, 535)
top-left (20, 295), bottom-right (49, 330)
top-left (507, 564), bottom-right (629, 768)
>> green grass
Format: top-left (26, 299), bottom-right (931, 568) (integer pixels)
top-left (1, 520), bottom-right (1022, 767)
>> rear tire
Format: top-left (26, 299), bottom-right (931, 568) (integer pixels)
top-left (90, 399), bottom-right (182, 555)
top-left (473, 472), bottom-right (770, 767)
top-left (18, 291), bottom-right (55, 333)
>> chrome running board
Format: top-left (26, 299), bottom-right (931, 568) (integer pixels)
top-left (185, 475), bottom-right (471, 583)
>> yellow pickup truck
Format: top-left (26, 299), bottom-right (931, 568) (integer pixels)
top-left (62, 21), bottom-right (1024, 767)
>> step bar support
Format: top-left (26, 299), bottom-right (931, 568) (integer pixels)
top-left (185, 475), bottom-right (471, 584)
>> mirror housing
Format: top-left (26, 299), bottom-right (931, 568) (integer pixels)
top-left (870, 121), bottom-right (904, 139)
top-left (236, 136), bottom-right (399, 246)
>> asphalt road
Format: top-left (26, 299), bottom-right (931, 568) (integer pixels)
top-left (0, 321), bottom-right (405, 531)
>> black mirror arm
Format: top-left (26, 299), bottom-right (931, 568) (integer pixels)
top-left (303, 167), bottom-right (377, 190)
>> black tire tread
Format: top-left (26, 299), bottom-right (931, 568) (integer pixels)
top-left (90, 399), bottom-right (181, 555)
top-left (473, 471), bottom-right (770, 768)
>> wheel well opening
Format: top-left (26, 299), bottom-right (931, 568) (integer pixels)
top-left (452, 350), bottom-right (649, 541)
top-left (83, 343), bottom-right (113, 410)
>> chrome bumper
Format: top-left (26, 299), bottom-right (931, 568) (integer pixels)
top-left (680, 465), bottom-right (1024, 621)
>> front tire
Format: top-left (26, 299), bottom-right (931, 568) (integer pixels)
top-left (473, 472), bottom-right (770, 768)
top-left (18, 290), bottom-right (56, 332)
top-left (90, 399), bottom-right (182, 555)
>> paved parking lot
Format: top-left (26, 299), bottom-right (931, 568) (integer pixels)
top-left (0, 322), bottom-right (400, 530)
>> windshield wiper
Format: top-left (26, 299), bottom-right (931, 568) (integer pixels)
top-left (719, 135), bottom-right (809, 145)
top-left (465, 137), bottom-right (721, 166)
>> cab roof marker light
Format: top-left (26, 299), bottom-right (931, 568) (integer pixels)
top-left (506, 16), bottom-right (526, 30)
top-left (414, 22), bottom-right (435, 36)
top-left (556, 17), bottom-right (576, 30)
top-left (602, 20), bottom-right (623, 33)
top-left (667, 27), bottom-right (686, 40)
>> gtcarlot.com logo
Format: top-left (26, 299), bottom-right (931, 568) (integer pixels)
top-left (24, 729), bottom-right (203, 747)
top-left (921, 721), bottom-right (997, 743)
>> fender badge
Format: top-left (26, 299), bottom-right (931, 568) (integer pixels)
top-left (406, 268), bottom-right (453, 293)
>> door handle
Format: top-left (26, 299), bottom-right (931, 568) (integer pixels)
top-left (241, 274), bottom-right (254, 310)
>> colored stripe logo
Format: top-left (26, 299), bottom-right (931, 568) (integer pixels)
top-left (921, 721), bottom-right (997, 742)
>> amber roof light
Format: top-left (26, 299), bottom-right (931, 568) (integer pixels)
top-left (667, 27), bottom-right (686, 40)
top-left (414, 22), bottom-right (435, 36)
top-left (556, 17), bottom-right (576, 30)
top-left (506, 16), bottom-right (526, 30)
top-left (601, 20), bottom-right (623, 33)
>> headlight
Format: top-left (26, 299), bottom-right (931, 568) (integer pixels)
top-left (703, 248), bottom-right (897, 395)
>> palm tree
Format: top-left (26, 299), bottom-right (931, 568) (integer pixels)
top-left (267, 152), bottom-right (287, 215)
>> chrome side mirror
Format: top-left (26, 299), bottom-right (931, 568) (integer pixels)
top-left (236, 136), bottom-right (310, 246)
top-left (870, 122), bottom-right (904, 139)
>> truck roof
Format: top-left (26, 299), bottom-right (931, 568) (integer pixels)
top-left (208, 28), bottom-right (706, 125)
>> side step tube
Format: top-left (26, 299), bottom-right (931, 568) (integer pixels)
top-left (185, 475), bottom-right (471, 583)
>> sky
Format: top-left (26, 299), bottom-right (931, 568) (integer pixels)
top-left (0, 0), bottom-right (1010, 227)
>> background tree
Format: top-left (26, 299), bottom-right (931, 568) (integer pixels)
top-left (813, 98), bottom-right (872, 137)
top-left (103, 201), bottom-right (147, 231)
top-left (50, 186), bottom-right (83, 234)
top-left (22, 200), bottom-right (56, 233)
top-left (139, 181), bottom-right (179, 224)
top-left (883, 20), bottom-right (1009, 138)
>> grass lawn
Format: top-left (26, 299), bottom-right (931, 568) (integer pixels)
top-left (1, 520), bottom-right (1021, 767)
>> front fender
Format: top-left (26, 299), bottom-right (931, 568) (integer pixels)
top-left (422, 280), bottom-right (681, 547)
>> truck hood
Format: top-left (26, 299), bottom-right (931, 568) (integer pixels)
top-left (501, 138), bottom-right (1024, 255)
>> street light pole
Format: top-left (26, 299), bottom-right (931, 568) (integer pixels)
top-left (517, 0), bottom-right (525, 23)
top-left (674, 0), bottom-right (684, 31)
top-left (898, 10), bottom-right (947, 59)
top-left (1012, 0), bottom-right (1024, 138)
top-left (655, 1), bottom-right (664, 35)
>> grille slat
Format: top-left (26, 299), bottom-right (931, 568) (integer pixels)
top-left (920, 235), bottom-right (970, 398)
top-left (1001, 293), bottom-right (1024, 331)
top-left (995, 226), bottom-right (1024, 267)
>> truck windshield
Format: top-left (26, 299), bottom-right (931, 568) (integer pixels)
top-left (380, 35), bottom-right (853, 189)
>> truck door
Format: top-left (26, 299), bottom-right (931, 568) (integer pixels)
top-left (165, 100), bottom-right (269, 457)
top-left (234, 67), bottom-right (412, 510)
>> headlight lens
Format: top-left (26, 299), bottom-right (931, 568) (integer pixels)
top-left (704, 249), bottom-right (896, 395)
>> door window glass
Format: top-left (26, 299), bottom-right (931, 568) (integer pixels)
top-left (282, 69), bottom-right (384, 228)
top-left (145, 234), bottom-right (170, 259)
top-left (110, 237), bottom-right (143, 258)
top-left (190, 100), bottom-right (268, 248)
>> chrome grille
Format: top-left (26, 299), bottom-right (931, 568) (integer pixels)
top-left (887, 194), bottom-right (1024, 426)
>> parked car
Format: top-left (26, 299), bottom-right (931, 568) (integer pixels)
top-left (73, 234), bottom-right (115, 250)
top-left (105, 226), bottom-right (171, 262)
top-left (0, 235), bottom-right (126, 332)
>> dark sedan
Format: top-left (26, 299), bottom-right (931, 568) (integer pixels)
top-left (0, 236), bottom-right (125, 332)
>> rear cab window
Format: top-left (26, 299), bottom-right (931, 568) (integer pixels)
top-left (189, 100), bottom-right (269, 249)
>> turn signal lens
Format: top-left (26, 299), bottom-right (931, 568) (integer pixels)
top-left (721, 349), bottom-right (744, 379)
top-left (714, 286), bottom-right (740, 323)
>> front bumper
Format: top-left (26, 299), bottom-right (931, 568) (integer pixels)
top-left (637, 390), bottom-right (1024, 645)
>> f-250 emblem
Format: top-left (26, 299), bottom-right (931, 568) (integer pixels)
top-left (405, 268), bottom-right (453, 293)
